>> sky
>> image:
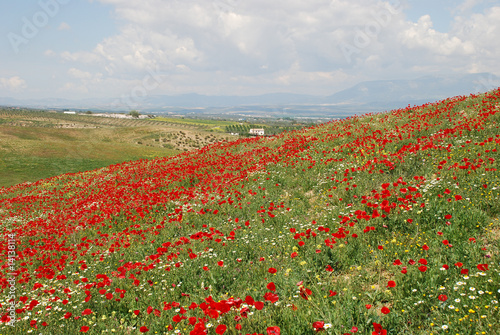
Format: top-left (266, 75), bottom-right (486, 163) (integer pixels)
top-left (0, 0), bottom-right (499, 101)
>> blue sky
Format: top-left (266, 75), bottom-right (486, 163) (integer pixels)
top-left (1, 0), bottom-right (499, 101)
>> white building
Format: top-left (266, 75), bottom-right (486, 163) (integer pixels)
top-left (249, 128), bottom-right (265, 136)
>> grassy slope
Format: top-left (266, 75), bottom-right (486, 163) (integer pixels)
top-left (0, 111), bottom-right (233, 187)
top-left (0, 90), bottom-right (499, 334)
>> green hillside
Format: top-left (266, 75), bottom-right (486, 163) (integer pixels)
top-left (0, 89), bottom-right (499, 334)
top-left (0, 110), bottom-right (234, 187)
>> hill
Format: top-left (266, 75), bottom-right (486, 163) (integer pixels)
top-left (0, 110), bottom-right (237, 187)
top-left (0, 89), bottom-right (499, 334)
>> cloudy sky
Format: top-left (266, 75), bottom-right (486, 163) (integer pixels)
top-left (0, 0), bottom-right (499, 100)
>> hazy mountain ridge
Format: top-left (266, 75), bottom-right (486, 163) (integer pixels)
top-left (1, 73), bottom-right (498, 115)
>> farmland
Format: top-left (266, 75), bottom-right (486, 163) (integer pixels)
top-left (0, 89), bottom-right (499, 334)
top-left (0, 110), bottom-right (236, 187)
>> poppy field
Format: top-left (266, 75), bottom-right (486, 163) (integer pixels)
top-left (1, 88), bottom-right (499, 334)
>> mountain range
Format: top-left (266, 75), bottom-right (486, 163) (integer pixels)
top-left (1, 73), bottom-right (498, 117)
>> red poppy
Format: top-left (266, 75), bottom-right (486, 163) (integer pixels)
top-left (372, 322), bottom-right (387, 335)
top-left (264, 292), bottom-right (279, 303)
top-left (245, 295), bottom-right (255, 306)
top-left (268, 267), bottom-right (277, 274)
top-left (81, 308), bottom-right (92, 316)
top-left (381, 306), bottom-right (390, 314)
top-left (140, 326), bottom-right (149, 333)
top-left (215, 324), bottom-right (227, 334)
top-left (313, 321), bottom-right (325, 332)
top-left (267, 326), bottom-right (281, 335)
top-left (418, 265), bottom-right (427, 272)
top-left (438, 294), bottom-right (447, 301)
top-left (387, 281), bottom-right (396, 288)
top-left (80, 326), bottom-right (90, 333)
top-left (266, 282), bottom-right (276, 292)
top-left (477, 264), bottom-right (489, 271)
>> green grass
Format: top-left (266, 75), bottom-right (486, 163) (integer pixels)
top-left (0, 110), bottom-right (237, 187)
top-left (0, 143), bottom-right (176, 187)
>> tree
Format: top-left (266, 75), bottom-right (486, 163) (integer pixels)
top-left (85, 110), bottom-right (93, 114)
top-left (129, 110), bottom-right (140, 118)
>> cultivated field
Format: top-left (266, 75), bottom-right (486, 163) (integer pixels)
top-left (0, 110), bottom-right (235, 187)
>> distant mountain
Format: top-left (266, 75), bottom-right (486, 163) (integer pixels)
top-left (1, 73), bottom-right (498, 115)
top-left (325, 73), bottom-right (500, 106)
top-left (140, 92), bottom-right (321, 108)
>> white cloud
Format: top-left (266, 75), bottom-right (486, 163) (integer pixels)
top-left (44, 49), bottom-right (56, 57)
top-left (61, 50), bottom-right (101, 63)
top-left (0, 76), bottom-right (27, 91)
top-left (58, 22), bottom-right (71, 31)
top-left (51, 0), bottom-right (499, 97)
top-left (60, 0), bottom-right (405, 93)
top-left (451, 6), bottom-right (500, 73)
top-left (59, 82), bottom-right (89, 94)
top-left (399, 15), bottom-right (475, 56)
top-left (68, 68), bottom-right (93, 80)
top-left (453, 0), bottom-right (484, 14)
